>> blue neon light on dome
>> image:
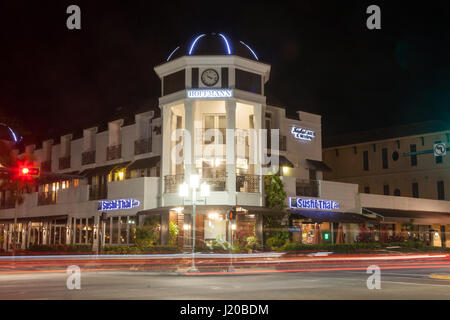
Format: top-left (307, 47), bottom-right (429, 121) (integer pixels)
top-left (8, 127), bottom-right (17, 142)
top-left (188, 34), bottom-right (206, 55)
top-left (166, 46), bottom-right (180, 61)
top-left (239, 41), bottom-right (259, 60)
top-left (218, 33), bottom-right (231, 54)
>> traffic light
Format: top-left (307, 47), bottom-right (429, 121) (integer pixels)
top-left (17, 166), bottom-right (41, 180)
top-left (19, 166), bottom-right (40, 178)
top-left (227, 208), bottom-right (237, 221)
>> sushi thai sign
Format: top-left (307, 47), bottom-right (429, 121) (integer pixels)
top-left (289, 197), bottom-right (340, 211)
top-left (98, 198), bottom-right (140, 211)
top-left (291, 126), bottom-right (315, 141)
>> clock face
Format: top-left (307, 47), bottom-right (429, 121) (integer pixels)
top-left (201, 69), bottom-right (219, 86)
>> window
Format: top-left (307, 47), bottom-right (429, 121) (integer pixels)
top-left (382, 148), bottom-right (388, 169)
top-left (437, 181), bottom-right (445, 200)
top-left (235, 69), bottom-right (261, 94)
top-left (221, 67), bottom-right (228, 88)
top-left (163, 69), bottom-right (185, 95)
top-left (410, 144), bottom-right (417, 166)
top-left (363, 150), bottom-right (369, 171)
top-left (203, 114), bottom-right (227, 145)
top-left (412, 182), bottom-right (419, 198)
top-left (392, 151), bottom-right (399, 161)
top-left (364, 186), bottom-right (370, 194)
top-left (383, 184), bottom-right (390, 195)
top-left (393, 188), bottom-right (401, 196)
top-left (435, 141), bottom-right (443, 164)
top-left (191, 68), bottom-right (199, 88)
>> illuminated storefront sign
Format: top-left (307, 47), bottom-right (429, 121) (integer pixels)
top-left (289, 197), bottom-right (340, 210)
top-left (187, 89), bottom-right (233, 98)
top-left (98, 198), bottom-right (140, 211)
top-left (291, 126), bottom-right (315, 141)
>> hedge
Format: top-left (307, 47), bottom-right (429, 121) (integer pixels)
top-left (101, 245), bottom-right (181, 254)
top-left (27, 244), bottom-right (92, 252)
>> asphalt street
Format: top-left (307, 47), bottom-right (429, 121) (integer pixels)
top-left (0, 267), bottom-right (449, 299)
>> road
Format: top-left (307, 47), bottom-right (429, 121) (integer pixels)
top-left (0, 253), bottom-right (449, 299)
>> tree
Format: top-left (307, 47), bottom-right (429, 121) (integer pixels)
top-left (264, 173), bottom-right (287, 210)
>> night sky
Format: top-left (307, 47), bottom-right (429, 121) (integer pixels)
top-left (1, 1), bottom-right (449, 144)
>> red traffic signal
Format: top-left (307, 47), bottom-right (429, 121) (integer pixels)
top-left (227, 209), bottom-right (236, 221)
top-left (18, 166), bottom-right (40, 178)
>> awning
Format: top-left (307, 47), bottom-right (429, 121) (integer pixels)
top-left (262, 155), bottom-right (294, 168)
top-left (289, 209), bottom-right (379, 224)
top-left (137, 205), bottom-right (286, 216)
top-left (127, 156), bottom-right (160, 171)
top-left (306, 159), bottom-right (332, 172)
top-left (37, 171), bottom-right (84, 184)
top-left (79, 161), bottom-right (130, 177)
top-left (363, 208), bottom-right (450, 225)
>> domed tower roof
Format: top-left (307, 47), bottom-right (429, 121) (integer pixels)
top-left (166, 33), bottom-right (259, 62)
top-left (0, 123), bottom-right (21, 145)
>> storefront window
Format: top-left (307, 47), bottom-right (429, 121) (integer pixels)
top-left (112, 217), bottom-right (119, 244)
top-left (204, 213), bottom-right (226, 245)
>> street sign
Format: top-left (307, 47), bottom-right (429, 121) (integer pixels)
top-left (433, 142), bottom-right (447, 157)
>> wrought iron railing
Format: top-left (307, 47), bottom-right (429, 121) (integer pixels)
top-left (107, 145), bottom-right (121, 161)
top-left (201, 171), bottom-right (227, 192)
top-left (82, 150), bottom-right (96, 165)
top-left (164, 174), bottom-right (185, 193)
top-left (134, 138), bottom-right (152, 155)
top-left (38, 191), bottom-right (57, 206)
top-left (58, 156), bottom-right (71, 170)
top-left (89, 184), bottom-right (107, 200)
top-left (236, 175), bottom-right (261, 193)
top-left (296, 179), bottom-right (319, 197)
top-left (0, 198), bottom-right (15, 209)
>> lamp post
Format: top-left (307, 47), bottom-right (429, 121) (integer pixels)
top-left (179, 174), bottom-right (210, 273)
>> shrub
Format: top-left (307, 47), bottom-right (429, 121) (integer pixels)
top-left (135, 226), bottom-right (159, 247)
top-left (169, 221), bottom-right (179, 245)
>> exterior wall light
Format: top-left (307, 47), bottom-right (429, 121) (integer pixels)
top-left (118, 171), bottom-right (124, 180)
top-left (231, 224), bottom-right (237, 230)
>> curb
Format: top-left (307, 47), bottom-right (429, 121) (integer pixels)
top-left (429, 274), bottom-right (450, 280)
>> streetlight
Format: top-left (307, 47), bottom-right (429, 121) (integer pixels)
top-left (179, 174), bottom-right (210, 273)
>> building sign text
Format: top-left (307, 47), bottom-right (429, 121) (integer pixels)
top-left (187, 89), bottom-right (233, 98)
top-left (291, 126), bottom-right (315, 141)
top-left (289, 197), bottom-right (340, 210)
top-left (98, 198), bottom-right (140, 211)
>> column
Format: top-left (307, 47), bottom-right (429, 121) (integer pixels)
top-left (42, 222), bottom-right (48, 245)
top-left (21, 223), bottom-right (26, 249)
top-left (255, 214), bottom-right (264, 248)
top-left (161, 105), bottom-right (172, 207)
top-left (26, 222), bottom-right (31, 249)
top-left (66, 218), bottom-right (72, 245)
top-left (92, 215), bottom-right (99, 252)
top-left (253, 104), bottom-right (263, 205)
top-left (160, 212), bottom-right (169, 245)
top-left (225, 100), bottom-right (236, 204)
top-left (3, 226), bottom-right (7, 251)
top-left (184, 100), bottom-right (194, 181)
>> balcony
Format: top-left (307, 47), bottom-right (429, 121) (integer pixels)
top-left (107, 145), bottom-right (121, 161)
top-left (164, 174), bottom-right (184, 193)
top-left (0, 199), bottom-right (15, 209)
top-left (134, 138), bottom-right (152, 155)
top-left (58, 156), bottom-right (71, 170)
top-left (296, 179), bottom-right (319, 197)
top-left (236, 175), bottom-right (260, 193)
top-left (201, 170), bottom-right (227, 192)
top-left (82, 150), bottom-right (96, 165)
top-left (89, 184), bottom-right (107, 200)
top-left (41, 160), bottom-right (51, 172)
top-left (38, 191), bottom-right (57, 206)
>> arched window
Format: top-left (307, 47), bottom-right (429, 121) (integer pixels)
top-left (394, 188), bottom-right (401, 196)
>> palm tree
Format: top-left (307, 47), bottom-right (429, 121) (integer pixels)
top-left (0, 140), bottom-right (36, 249)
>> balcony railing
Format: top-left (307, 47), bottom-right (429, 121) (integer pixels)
top-left (164, 174), bottom-right (185, 193)
top-left (0, 199), bottom-right (15, 209)
top-left (107, 145), bottom-right (121, 161)
top-left (279, 136), bottom-right (287, 151)
top-left (134, 138), bottom-right (152, 155)
top-left (82, 150), bottom-right (96, 165)
top-left (38, 191), bottom-right (57, 206)
top-left (59, 156), bottom-right (71, 170)
top-left (236, 175), bottom-right (260, 193)
top-left (201, 171), bottom-right (227, 192)
top-left (41, 160), bottom-right (51, 172)
top-left (89, 184), bottom-right (107, 200)
top-left (296, 179), bottom-right (319, 197)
